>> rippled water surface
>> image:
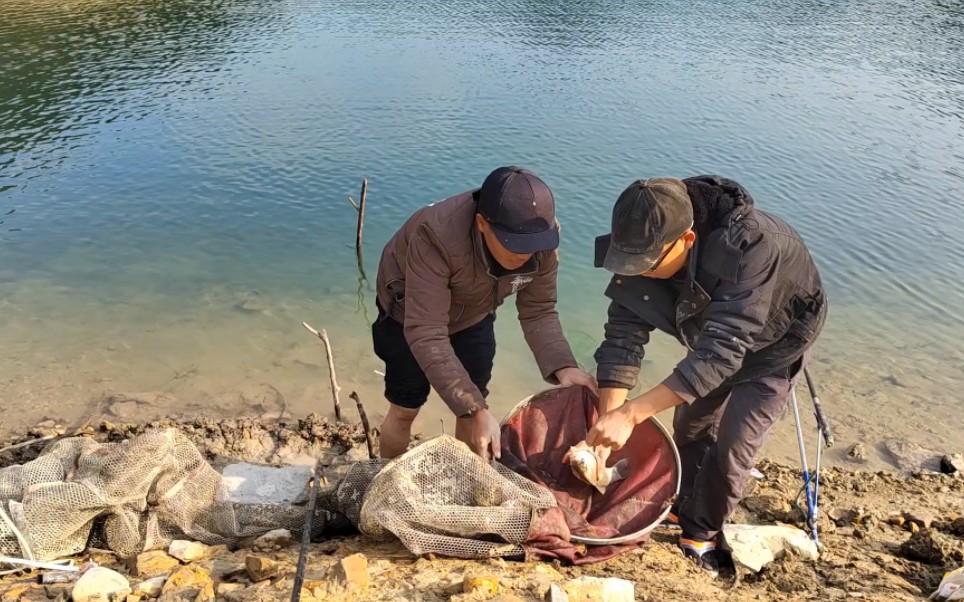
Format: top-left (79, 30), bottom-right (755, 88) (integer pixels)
top-left (2, 0), bottom-right (963, 464)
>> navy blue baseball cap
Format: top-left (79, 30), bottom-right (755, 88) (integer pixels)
top-left (477, 166), bottom-right (559, 254)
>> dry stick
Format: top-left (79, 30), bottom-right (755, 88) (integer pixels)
top-left (0, 435), bottom-right (55, 456)
top-left (349, 391), bottom-right (375, 459)
top-left (290, 459), bottom-right (325, 602)
top-left (301, 322), bottom-right (342, 422)
top-left (347, 178), bottom-right (368, 277)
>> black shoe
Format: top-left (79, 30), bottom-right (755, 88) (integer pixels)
top-left (679, 537), bottom-right (721, 578)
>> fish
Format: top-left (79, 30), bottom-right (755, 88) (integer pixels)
top-left (566, 442), bottom-right (631, 495)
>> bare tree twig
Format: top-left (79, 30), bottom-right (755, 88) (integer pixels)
top-left (350, 391), bottom-right (376, 460)
top-left (347, 196), bottom-right (359, 211)
top-left (0, 435), bottom-right (55, 456)
top-left (302, 322), bottom-right (342, 422)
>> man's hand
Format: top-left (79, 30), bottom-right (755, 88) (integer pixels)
top-left (555, 367), bottom-right (599, 394)
top-left (585, 406), bottom-right (636, 451)
top-left (455, 408), bottom-right (502, 463)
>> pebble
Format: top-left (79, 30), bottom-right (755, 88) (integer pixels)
top-left (463, 575), bottom-right (500, 595)
top-left (129, 550), bottom-right (180, 577)
top-left (332, 553), bottom-right (369, 590)
top-left (848, 443), bottom-right (867, 461)
top-left (245, 555), bottom-right (281, 582)
top-left (168, 540), bottom-right (208, 563)
top-left (71, 567), bottom-right (131, 602)
top-left (132, 576), bottom-right (166, 597)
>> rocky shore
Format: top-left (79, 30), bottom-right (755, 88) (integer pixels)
top-left (1, 416), bottom-right (962, 602)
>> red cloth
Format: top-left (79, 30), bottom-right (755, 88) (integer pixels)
top-left (501, 386), bottom-right (679, 564)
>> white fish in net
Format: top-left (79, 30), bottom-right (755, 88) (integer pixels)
top-left (567, 443), bottom-right (630, 495)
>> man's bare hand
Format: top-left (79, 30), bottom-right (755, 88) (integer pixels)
top-left (555, 367), bottom-right (599, 394)
top-left (585, 406), bottom-right (636, 451)
top-left (455, 408), bottom-right (502, 463)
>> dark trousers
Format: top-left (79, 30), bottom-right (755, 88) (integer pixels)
top-left (673, 368), bottom-right (799, 542)
top-left (372, 304), bottom-right (496, 409)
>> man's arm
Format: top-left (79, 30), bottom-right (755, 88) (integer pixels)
top-left (515, 251), bottom-right (579, 383)
top-left (403, 225), bottom-right (486, 417)
top-left (663, 238), bottom-right (780, 403)
top-left (593, 297), bottom-right (655, 414)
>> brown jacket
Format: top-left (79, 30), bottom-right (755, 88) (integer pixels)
top-left (376, 191), bottom-right (577, 416)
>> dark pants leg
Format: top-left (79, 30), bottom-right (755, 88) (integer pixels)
top-left (676, 373), bottom-right (795, 542)
top-left (672, 388), bottom-right (732, 505)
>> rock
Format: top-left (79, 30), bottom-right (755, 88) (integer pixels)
top-left (910, 522), bottom-right (921, 534)
top-left (888, 515), bottom-right (906, 527)
top-left (941, 454), bottom-right (964, 474)
top-left (168, 540), bottom-right (208, 563)
top-left (743, 494), bottom-right (792, 520)
top-left (853, 528), bottom-right (866, 539)
top-left (245, 555), bottom-right (281, 582)
top-left (1, 585), bottom-right (37, 602)
top-left (883, 438), bottom-right (942, 473)
top-left (848, 443), bottom-right (867, 461)
top-left (161, 565), bottom-right (215, 599)
top-left (253, 528), bottom-right (293, 550)
top-left (829, 508), bottom-right (858, 526)
top-left (546, 583), bottom-right (570, 602)
top-left (71, 567), bottom-right (131, 602)
top-left (949, 518), bottom-right (964, 536)
top-left (222, 463), bottom-right (311, 504)
top-left (463, 575), bottom-right (500, 595)
top-left (898, 529), bottom-right (945, 564)
top-left (217, 583), bottom-right (244, 595)
top-left (721, 524), bottom-right (820, 573)
top-left (133, 576), bottom-right (167, 597)
top-left (331, 553), bottom-right (369, 590)
top-left (129, 551), bottom-right (180, 577)
top-left (562, 577), bottom-right (634, 602)
top-left (904, 510), bottom-right (935, 530)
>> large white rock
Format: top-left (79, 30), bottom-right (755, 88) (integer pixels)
top-left (722, 524), bottom-right (819, 572)
top-left (72, 567), bottom-right (131, 602)
top-left (562, 576), bottom-right (634, 602)
top-left (221, 463), bottom-right (311, 504)
top-left (133, 576), bottom-right (167, 597)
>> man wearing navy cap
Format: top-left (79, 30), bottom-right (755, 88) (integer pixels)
top-left (581, 176), bottom-right (827, 576)
top-left (374, 166), bottom-right (596, 461)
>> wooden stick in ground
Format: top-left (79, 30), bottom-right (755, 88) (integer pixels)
top-left (290, 458), bottom-right (325, 602)
top-left (355, 178), bottom-right (367, 259)
top-left (350, 391), bottom-right (375, 459)
top-left (302, 322), bottom-right (342, 422)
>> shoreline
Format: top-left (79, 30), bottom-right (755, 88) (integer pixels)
top-left (1, 415), bottom-right (962, 601)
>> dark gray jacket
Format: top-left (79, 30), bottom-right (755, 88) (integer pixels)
top-left (593, 176), bottom-right (827, 402)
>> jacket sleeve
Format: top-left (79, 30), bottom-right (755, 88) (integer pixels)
top-left (664, 237), bottom-right (779, 403)
top-left (516, 250), bottom-right (578, 383)
top-left (402, 224), bottom-right (486, 417)
top-left (594, 299), bottom-right (654, 390)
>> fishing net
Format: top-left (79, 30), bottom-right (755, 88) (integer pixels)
top-left (0, 429), bottom-right (318, 563)
top-left (0, 386), bottom-right (679, 565)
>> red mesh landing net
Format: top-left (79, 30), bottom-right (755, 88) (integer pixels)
top-left (501, 385), bottom-right (680, 564)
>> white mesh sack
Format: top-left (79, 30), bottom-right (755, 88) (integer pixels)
top-left (358, 435), bottom-right (558, 559)
top-left (0, 428), bottom-right (316, 562)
